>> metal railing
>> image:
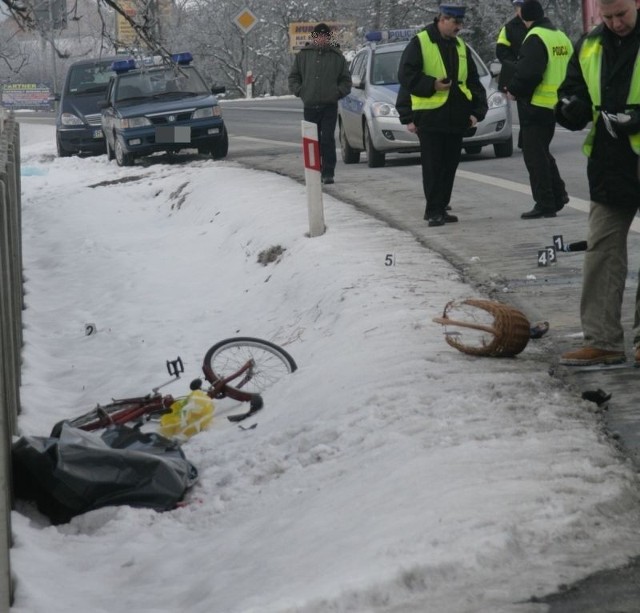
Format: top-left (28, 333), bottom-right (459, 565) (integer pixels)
top-left (0, 108), bottom-right (22, 610)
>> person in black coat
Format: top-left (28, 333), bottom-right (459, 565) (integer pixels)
top-left (496, 0), bottom-right (528, 148)
top-left (556, 0), bottom-right (640, 367)
top-left (496, 0), bottom-right (528, 90)
top-left (395, 85), bottom-right (414, 131)
top-left (398, 5), bottom-right (487, 226)
top-left (288, 23), bottom-right (352, 184)
top-left (506, 0), bottom-right (572, 218)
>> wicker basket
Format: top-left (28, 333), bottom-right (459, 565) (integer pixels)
top-left (432, 299), bottom-right (531, 357)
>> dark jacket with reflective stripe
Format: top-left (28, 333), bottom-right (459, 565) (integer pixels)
top-left (398, 22), bottom-right (487, 133)
top-left (496, 15), bottom-right (528, 90)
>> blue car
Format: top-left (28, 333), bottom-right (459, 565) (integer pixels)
top-left (100, 53), bottom-right (228, 166)
top-left (56, 56), bottom-right (119, 157)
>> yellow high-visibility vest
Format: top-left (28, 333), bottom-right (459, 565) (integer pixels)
top-left (523, 26), bottom-right (573, 109)
top-left (410, 30), bottom-right (472, 110)
top-left (497, 26), bottom-right (510, 47)
top-left (578, 35), bottom-right (640, 156)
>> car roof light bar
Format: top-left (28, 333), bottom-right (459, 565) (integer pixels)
top-left (111, 58), bottom-right (137, 73)
top-left (110, 52), bottom-right (193, 73)
top-left (171, 52), bottom-right (193, 65)
top-left (365, 28), bottom-right (419, 43)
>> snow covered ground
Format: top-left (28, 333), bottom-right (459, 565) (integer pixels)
top-left (10, 122), bottom-right (640, 613)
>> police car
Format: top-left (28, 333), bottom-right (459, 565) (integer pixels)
top-left (100, 52), bottom-right (227, 166)
top-left (56, 56), bottom-right (119, 157)
top-left (338, 30), bottom-right (513, 167)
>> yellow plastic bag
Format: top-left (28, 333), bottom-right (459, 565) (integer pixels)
top-left (158, 390), bottom-right (215, 440)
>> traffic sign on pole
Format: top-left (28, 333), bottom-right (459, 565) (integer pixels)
top-left (233, 8), bottom-right (258, 34)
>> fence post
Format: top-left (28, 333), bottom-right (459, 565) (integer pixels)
top-left (0, 368), bottom-right (11, 611)
top-left (301, 120), bottom-right (326, 237)
top-left (0, 112), bottom-right (20, 610)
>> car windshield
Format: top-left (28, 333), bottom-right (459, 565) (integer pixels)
top-left (67, 63), bottom-right (114, 95)
top-left (371, 50), bottom-right (402, 85)
top-left (115, 66), bottom-right (209, 102)
top-left (371, 44), bottom-right (489, 86)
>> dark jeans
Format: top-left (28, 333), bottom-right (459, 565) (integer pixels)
top-left (418, 131), bottom-right (463, 219)
top-left (521, 123), bottom-right (567, 212)
top-left (304, 104), bottom-right (338, 178)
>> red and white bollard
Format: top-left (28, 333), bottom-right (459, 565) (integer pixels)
top-left (301, 120), bottom-right (326, 237)
top-left (245, 71), bottom-right (254, 99)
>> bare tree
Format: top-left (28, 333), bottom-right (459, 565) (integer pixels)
top-left (544, 0), bottom-right (584, 41)
top-left (0, 0), bottom-right (171, 58)
top-left (0, 0), bottom-right (585, 95)
top-left (0, 30), bottom-right (29, 76)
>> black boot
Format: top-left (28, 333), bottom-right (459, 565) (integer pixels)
top-left (426, 216), bottom-right (445, 227)
top-left (521, 207), bottom-right (556, 219)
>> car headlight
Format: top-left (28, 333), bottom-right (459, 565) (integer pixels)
top-left (487, 91), bottom-right (508, 109)
top-left (193, 106), bottom-right (221, 119)
top-left (116, 116), bottom-right (152, 129)
top-left (60, 113), bottom-right (84, 126)
top-left (371, 102), bottom-right (399, 118)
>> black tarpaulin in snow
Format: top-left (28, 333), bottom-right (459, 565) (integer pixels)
top-left (12, 423), bottom-right (198, 524)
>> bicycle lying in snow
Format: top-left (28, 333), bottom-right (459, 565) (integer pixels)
top-left (52, 337), bottom-right (297, 437)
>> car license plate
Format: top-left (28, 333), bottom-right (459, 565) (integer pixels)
top-left (93, 129), bottom-right (103, 139)
top-left (156, 126), bottom-right (191, 144)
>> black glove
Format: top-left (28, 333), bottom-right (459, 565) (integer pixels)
top-left (556, 95), bottom-right (592, 130)
top-left (609, 110), bottom-right (640, 136)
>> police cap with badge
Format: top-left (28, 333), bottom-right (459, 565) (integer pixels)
top-left (439, 4), bottom-right (466, 22)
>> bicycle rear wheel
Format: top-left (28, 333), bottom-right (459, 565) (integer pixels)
top-left (203, 337), bottom-right (297, 396)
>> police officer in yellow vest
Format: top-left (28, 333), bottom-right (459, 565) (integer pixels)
top-left (398, 4), bottom-right (487, 227)
top-left (496, 0), bottom-right (528, 148)
top-left (506, 0), bottom-right (572, 219)
top-left (496, 0), bottom-right (528, 95)
top-left (556, 0), bottom-right (640, 367)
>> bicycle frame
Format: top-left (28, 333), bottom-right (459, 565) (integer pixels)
top-left (53, 333), bottom-right (298, 437)
top-left (72, 394), bottom-right (173, 432)
top-left (67, 357), bottom-right (260, 433)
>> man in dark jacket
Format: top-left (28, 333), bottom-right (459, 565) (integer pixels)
top-left (507, 0), bottom-right (572, 219)
top-left (288, 23), bottom-right (352, 184)
top-left (556, 0), bottom-right (640, 366)
top-left (398, 4), bottom-right (487, 226)
top-left (395, 85), bottom-right (415, 132)
top-left (496, 0), bottom-right (528, 91)
top-left (496, 0), bottom-right (528, 148)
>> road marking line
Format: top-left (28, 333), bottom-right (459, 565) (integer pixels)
top-left (230, 134), bottom-right (640, 234)
top-left (457, 168), bottom-right (640, 233)
top-left (233, 135), bottom-right (300, 148)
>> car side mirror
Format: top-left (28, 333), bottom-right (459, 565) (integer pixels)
top-left (352, 75), bottom-right (364, 89)
top-left (489, 61), bottom-right (502, 78)
top-left (97, 100), bottom-right (110, 109)
top-left (211, 85), bottom-right (226, 95)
